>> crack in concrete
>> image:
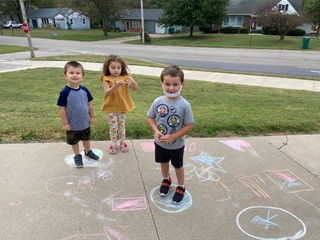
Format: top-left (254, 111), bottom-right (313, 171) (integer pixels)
top-left (278, 135), bottom-right (289, 150)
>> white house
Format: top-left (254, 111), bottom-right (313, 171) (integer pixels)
top-left (221, 0), bottom-right (311, 33)
top-left (28, 8), bottom-right (90, 30)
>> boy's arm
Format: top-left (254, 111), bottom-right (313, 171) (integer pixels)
top-left (159, 124), bottom-right (193, 144)
top-left (88, 101), bottom-right (95, 124)
top-left (59, 106), bottom-right (71, 131)
top-left (147, 117), bottom-right (163, 141)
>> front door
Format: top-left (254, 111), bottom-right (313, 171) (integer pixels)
top-left (126, 21), bottom-right (130, 31)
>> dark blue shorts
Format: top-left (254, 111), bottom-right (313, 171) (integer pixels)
top-left (66, 127), bottom-right (90, 145)
top-left (154, 142), bottom-right (185, 168)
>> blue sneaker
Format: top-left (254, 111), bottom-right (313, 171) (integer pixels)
top-left (85, 150), bottom-right (99, 160)
top-left (74, 154), bottom-right (83, 168)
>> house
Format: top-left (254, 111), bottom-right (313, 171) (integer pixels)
top-left (28, 8), bottom-right (90, 30)
top-left (219, 0), bottom-right (311, 33)
top-left (116, 9), bottom-right (181, 34)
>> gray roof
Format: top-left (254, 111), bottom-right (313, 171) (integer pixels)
top-left (227, 0), bottom-right (302, 15)
top-left (28, 8), bottom-right (75, 18)
top-left (120, 9), bottom-right (163, 21)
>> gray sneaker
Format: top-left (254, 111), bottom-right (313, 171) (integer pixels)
top-left (74, 154), bottom-right (83, 168)
top-left (85, 150), bottom-right (99, 160)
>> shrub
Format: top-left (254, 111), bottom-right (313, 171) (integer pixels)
top-left (239, 27), bottom-right (249, 34)
top-left (262, 27), bottom-right (279, 35)
top-left (251, 29), bottom-right (262, 34)
top-left (140, 31), bottom-right (151, 43)
top-left (287, 28), bottom-right (305, 36)
top-left (220, 26), bottom-right (240, 33)
top-left (199, 26), bottom-right (219, 34)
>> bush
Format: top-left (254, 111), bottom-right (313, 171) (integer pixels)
top-left (220, 26), bottom-right (240, 33)
top-left (287, 28), bottom-right (305, 36)
top-left (239, 27), bottom-right (249, 34)
top-left (199, 26), bottom-right (219, 34)
top-left (251, 29), bottom-right (262, 34)
top-left (140, 31), bottom-right (151, 43)
top-left (262, 27), bottom-right (280, 35)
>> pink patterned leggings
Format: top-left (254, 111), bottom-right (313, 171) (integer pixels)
top-left (107, 113), bottom-right (126, 146)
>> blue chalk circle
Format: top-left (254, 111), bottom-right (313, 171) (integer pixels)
top-left (150, 185), bottom-right (192, 213)
top-left (64, 149), bottom-right (103, 168)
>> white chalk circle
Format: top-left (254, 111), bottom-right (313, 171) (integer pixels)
top-left (236, 206), bottom-right (306, 239)
top-left (150, 185), bottom-right (192, 213)
top-left (64, 149), bottom-right (103, 167)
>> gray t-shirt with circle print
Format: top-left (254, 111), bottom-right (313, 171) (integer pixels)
top-left (147, 95), bottom-right (194, 150)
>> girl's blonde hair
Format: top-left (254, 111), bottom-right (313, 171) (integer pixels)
top-left (102, 54), bottom-right (129, 76)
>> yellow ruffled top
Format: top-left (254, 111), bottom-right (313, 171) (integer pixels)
top-left (101, 75), bottom-right (135, 113)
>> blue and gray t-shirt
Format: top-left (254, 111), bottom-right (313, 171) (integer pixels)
top-left (57, 85), bottom-right (93, 131)
top-left (147, 96), bottom-right (194, 150)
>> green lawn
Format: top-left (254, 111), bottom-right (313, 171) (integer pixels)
top-left (128, 32), bottom-right (320, 50)
top-left (1, 68), bottom-right (320, 143)
top-left (1, 28), bottom-right (139, 41)
top-left (0, 44), bottom-right (32, 54)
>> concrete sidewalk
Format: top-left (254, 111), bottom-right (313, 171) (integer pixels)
top-left (1, 59), bottom-right (320, 92)
top-left (0, 135), bottom-right (319, 239)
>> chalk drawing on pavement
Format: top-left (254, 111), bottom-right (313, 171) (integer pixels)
top-left (219, 139), bottom-right (260, 158)
top-left (45, 176), bottom-right (95, 196)
top-left (236, 206), bottom-right (306, 239)
top-left (237, 175), bottom-right (271, 199)
top-left (92, 169), bottom-right (113, 182)
top-left (112, 197), bottom-right (147, 212)
top-left (265, 169), bottom-right (314, 193)
top-left (64, 149), bottom-right (103, 167)
top-left (188, 151), bottom-right (225, 182)
top-left (150, 185), bottom-right (192, 213)
top-left (62, 226), bottom-right (129, 240)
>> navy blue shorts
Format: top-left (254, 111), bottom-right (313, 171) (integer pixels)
top-left (154, 142), bottom-right (185, 168)
top-left (66, 127), bottom-right (90, 145)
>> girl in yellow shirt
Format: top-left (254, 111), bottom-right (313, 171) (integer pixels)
top-left (101, 55), bottom-right (138, 154)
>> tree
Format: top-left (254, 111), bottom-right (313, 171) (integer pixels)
top-left (303, 0), bottom-right (320, 36)
top-left (257, 1), bottom-right (302, 40)
top-left (0, 0), bottom-right (36, 23)
top-left (158, 0), bottom-right (228, 37)
top-left (56, 0), bottom-right (131, 36)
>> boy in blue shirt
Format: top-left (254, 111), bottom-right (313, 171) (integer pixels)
top-left (147, 65), bottom-right (194, 204)
top-left (57, 61), bottom-right (99, 167)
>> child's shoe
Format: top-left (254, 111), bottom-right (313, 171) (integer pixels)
top-left (74, 154), bottom-right (83, 168)
top-left (120, 142), bottom-right (129, 152)
top-left (85, 150), bottom-right (99, 160)
top-left (172, 186), bottom-right (185, 204)
top-left (108, 145), bottom-right (117, 154)
top-left (159, 177), bottom-right (172, 196)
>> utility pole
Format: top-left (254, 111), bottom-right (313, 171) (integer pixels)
top-left (140, 0), bottom-right (145, 44)
top-left (19, 0), bottom-right (35, 58)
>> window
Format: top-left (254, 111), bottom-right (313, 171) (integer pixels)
top-left (222, 16), bottom-right (243, 27)
top-left (82, 18), bottom-right (86, 24)
top-left (278, 4), bottom-right (289, 11)
top-left (132, 20), bottom-right (140, 28)
top-left (70, 19), bottom-right (73, 25)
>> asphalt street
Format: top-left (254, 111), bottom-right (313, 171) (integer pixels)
top-left (1, 35), bottom-right (320, 78)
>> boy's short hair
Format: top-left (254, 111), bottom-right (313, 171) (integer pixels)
top-left (64, 61), bottom-right (85, 75)
top-left (160, 65), bottom-right (184, 83)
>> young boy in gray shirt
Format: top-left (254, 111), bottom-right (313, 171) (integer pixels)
top-left (147, 65), bottom-right (194, 204)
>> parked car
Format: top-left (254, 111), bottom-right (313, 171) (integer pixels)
top-left (3, 20), bottom-right (22, 28)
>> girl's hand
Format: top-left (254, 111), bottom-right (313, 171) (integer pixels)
top-left (127, 76), bottom-right (134, 87)
top-left (90, 118), bottom-right (95, 125)
top-left (62, 124), bottom-right (71, 131)
top-left (114, 80), bottom-right (126, 88)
